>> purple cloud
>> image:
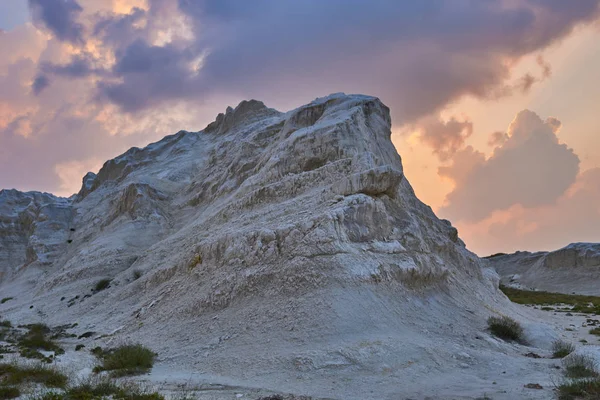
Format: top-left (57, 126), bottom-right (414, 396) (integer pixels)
top-left (28, 0), bottom-right (84, 43)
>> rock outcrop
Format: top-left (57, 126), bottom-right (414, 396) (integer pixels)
top-left (487, 242), bottom-right (600, 295)
top-left (1, 93), bottom-right (535, 399)
top-left (0, 189), bottom-right (71, 281)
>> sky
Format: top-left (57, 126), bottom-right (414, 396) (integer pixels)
top-left (0, 0), bottom-right (599, 256)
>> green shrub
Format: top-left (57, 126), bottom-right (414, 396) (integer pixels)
top-left (0, 297), bottom-right (13, 304)
top-left (558, 378), bottom-right (600, 400)
top-left (93, 344), bottom-right (155, 377)
top-left (132, 270), bottom-right (143, 280)
top-left (27, 376), bottom-right (165, 400)
top-left (589, 328), bottom-right (600, 336)
top-left (563, 354), bottom-right (599, 378)
top-left (553, 340), bottom-right (576, 358)
top-left (0, 320), bottom-right (11, 328)
top-left (17, 324), bottom-right (64, 362)
top-left (94, 279), bottom-right (111, 292)
top-left (0, 363), bottom-right (68, 388)
top-left (0, 386), bottom-right (20, 400)
top-left (487, 315), bottom-right (525, 343)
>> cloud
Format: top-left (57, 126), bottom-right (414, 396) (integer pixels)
top-left (28, 0), bottom-right (84, 43)
top-left (96, 39), bottom-right (201, 112)
top-left (41, 53), bottom-right (100, 78)
top-left (171, 0), bottom-right (600, 122)
top-left (488, 131), bottom-right (509, 147)
top-left (439, 110), bottom-right (580, 222)
top-left (415, 115), bottom-right (473, 161)
top-left (31, 75), bottom-right (49, 95)
top-left (456, 167), bottom-right (600, 255)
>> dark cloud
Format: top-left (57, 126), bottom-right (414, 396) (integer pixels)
top-left (167, 0), bottom-right (600, 122)
top-left (28, 0), bottom-right (84, 43)
top-left (93, 7), bottom-right (147, 48)
top-left (96, 39), bottom-right (200, 112)
top-left (439, 110), bottom-right (580, 222)
top-left (41, 54), bottom-right (99, 78)
top-left (31, 75), bottom-right (50, 95)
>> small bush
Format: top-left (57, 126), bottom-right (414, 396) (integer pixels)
top-left (94, 279), bottom-right (111, 292)
top-left (563, 354), bottom-right (599, 378)
top-left (17, 324), bottom-right (64, 362)
top-left (0, 297), bottom-right (13, 304)
top-left (553, 340), bottom-right (576, 358)
top-left (0, 386), bottom-right (20, 400)
top-left (589, 327), bottom-right (600, 336)
top-left (558, 378), bottom-right (600, 400)
top-left (93, 344), bottom-right (155, 377)
top-left (487, 315), bottom-right (525, 342)
top-left (132, 270), bottom-right (143, 280)
top-left (0, 320), bottom-right (11, 328)
top-left (0, 363), bottom-right (68, 388)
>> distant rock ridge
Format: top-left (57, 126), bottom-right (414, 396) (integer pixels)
top-left (487, 242), bottom-right (600, 295)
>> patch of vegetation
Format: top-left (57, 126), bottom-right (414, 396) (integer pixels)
top-left (0, 386), bottom-right (20, 400)
top-left (558, 378), bottom-right (600, 400)
top-left (132, 270), bottom-right (143, 280)
top-left (17, 324), bottom-right (64, 362)
top-left (6, 371), bottom-right (164, 400)
top-left (499, 285), bottom-right (600, 313)
top-left (541, 306), bottom-right (555, 311)
top-left (487, 315), bottom-right (525, 343)
top-left (0, 320), bottom-right (11, 328)
top-left (93, 279), bottom-right (111, 293)
top-left (187, 254), bottom-right (202, 271)
top-left (75, 345), bottom-right (85, 351)
top-left (60, 377), bottom-right (164, 400)
top-left (563, 354), bottom-right (599, 379)
top-left (0, 298), bottom-right (13, 304)
top-left (92, 344), bottom-right (155, 377)
top-left (589, 328), bottom-right (600, 336)
top-left (0, 363), bottom-right (68, 388)
top-left (553, 340), bottom-right (576, 358)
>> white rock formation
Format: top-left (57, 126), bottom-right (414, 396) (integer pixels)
top-left (487, 242), bottom-right (600, 295)
top-left (0, 94), bottom-right (560, 399)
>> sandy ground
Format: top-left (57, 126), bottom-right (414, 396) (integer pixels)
top-left (4, 300), bottom-right (600, 400)
top-left (133, 305), bottom-right (600, 400)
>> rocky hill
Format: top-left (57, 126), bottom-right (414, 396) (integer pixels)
top-left (0, 94), bottom-right (559, 399)
top-left (486, 242), bottom-right (600, 296)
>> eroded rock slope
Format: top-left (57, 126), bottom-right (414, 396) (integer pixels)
top-left (1, 94), bottom-right (548, 399)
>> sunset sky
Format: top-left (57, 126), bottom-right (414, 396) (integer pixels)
top-left (1, 0), bottom-right (599, 256)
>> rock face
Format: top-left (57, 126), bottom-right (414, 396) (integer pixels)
top-left (0, 189), bottom-right (71, 282)
top-left (487, 242), bottom-right (600, 295)
top-left (0, 93), bottom-right (527, 399)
